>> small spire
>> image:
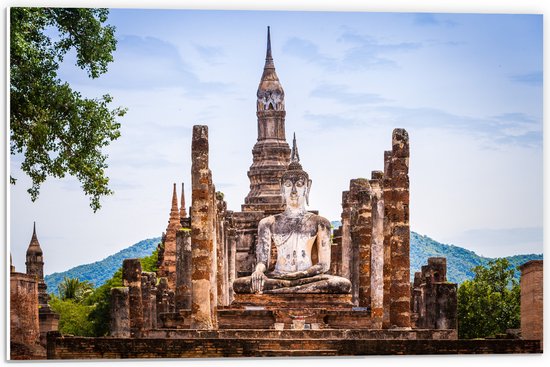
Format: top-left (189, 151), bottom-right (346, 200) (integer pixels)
top-left (291, 132), bottom-right (300, 163)
top-left (33, 221), bottom-right (36, 237)
top-left (180, 182), bottom-right (187, 218)
top-left (171, 183), bottom-right (178, 214)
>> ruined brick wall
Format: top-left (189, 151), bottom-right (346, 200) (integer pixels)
top-left (47, 332), bottom-right (540, 359)
top-left (10, 272), bottom-right (40, 347)
top-left (411, 257), bottom-right (457, 330)
top-left (520, 260), bottom-right (543, 342)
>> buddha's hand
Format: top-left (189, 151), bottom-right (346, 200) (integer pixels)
top-left (272, 270), bottom-right (308, 280)
top-left (251, 269), bottom-right (267, 294)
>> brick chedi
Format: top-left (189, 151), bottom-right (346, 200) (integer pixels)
top-left (157, 183), bottom-right (181, 291)
top-left (242, 26), bottom-right (291, 214)
top-left (25, 223), bottom-right (59, 346)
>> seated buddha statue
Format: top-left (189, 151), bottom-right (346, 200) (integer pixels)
top-left (233, 136), bottom-right (351, 294)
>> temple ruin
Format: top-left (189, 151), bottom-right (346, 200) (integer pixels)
top-left (10, 223), bottom-right (59, 359)
top-left (43, 27), bottom-right (542, 358)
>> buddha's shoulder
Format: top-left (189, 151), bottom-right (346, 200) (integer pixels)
top-left (258, 215), bottom-right (276, 226)
top-left (305, 213), bottom-right (331, 229)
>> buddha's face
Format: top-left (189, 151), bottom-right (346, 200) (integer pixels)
top-left (282, 174), bottom-right (310, 209)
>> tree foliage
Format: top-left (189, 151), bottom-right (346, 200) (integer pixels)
top-left (10, 8), bottom-right (126, 211)
top-left (49, 296), bottom-right (96, 336)
top-left (457, 258), bottom-right (520, 339)
top-left (57, 276), bottom-right (94, 302)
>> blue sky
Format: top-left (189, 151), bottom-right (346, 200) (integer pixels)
top-left (9, 6), bottom-right (543, 274)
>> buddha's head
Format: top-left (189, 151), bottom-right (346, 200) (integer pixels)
top-left (281, 159), bottom-right (311, 209)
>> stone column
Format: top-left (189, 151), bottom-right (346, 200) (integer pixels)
top-left (226, 226), bottom-right (237, 304)
top-left (176, 228), bottom-right (192, 310)
top-left (123, 259), bottom-right (144, 337)
top-left (340, 191), bottom-right (352, 280)
top-left (520, 260), bottom-right (543, 343)
top-left (215, 192), bottom-right (229, 306)
top-left (388, 128), bottom-right (411, 328)
top-left (190, 125), bottom-right (217, 329)
top-left (110, 287), bottom-right (130, 337)
top-left (370, 170), bottom-right (385, 328)
top-left (382, 150), bottom-right (393, 329)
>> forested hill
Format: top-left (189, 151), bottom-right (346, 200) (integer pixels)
top-left (410, 232), bottom-right (542, 284)
top-left (45, 232), bottom-right (542, 294)
top-left (45, 238), bottom-right (160, 295)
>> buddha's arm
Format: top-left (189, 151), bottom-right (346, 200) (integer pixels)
top-left (251, 217), bottom-right (273, 293)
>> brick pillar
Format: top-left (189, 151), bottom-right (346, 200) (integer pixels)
top-left (122, 259), bottom-right (144, 337)
top-left (351, 178), bottom-right (373, 308)
top-left (382, 150), bottom-right (393, 329)
top-left (190, 125), bottom-right (217, 329)
top-left (370, 170), bottom-right (384, 328)
top-left (388, 128), bottom-right (411, 328)
top-left (176, 228), bottom-right (192, 311)
top-left (110, 287), bottom-right (130, 337)
top-left (141, 272), bottom-right (155, 330)
top-left (149, 273), bottom-right (158, 329)
top-left (156, 277), bottom-right (169, 326)
top-left (226, 222), bottom-right (237, 304)
top-left (520, 260), bottom-right (543, 343)
top-left (216, 192), bottom-right (229, 306)
top-left (350, 178), bottom-right (370, 307)
top-left (340, 191), bottom-right (352, 280)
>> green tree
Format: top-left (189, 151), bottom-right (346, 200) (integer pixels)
top-left (49, 295), bottom-right (96, 336)
top-left (457, 258), bottom-right (520, 339)
top-left (57, 276), bottom-right (94, 302)
top-left (10, 8), bottom-right (126, 211)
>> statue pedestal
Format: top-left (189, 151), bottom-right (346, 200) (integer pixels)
top-left (231, 293), bottom-right (353, 309)
top-left (217, 293), bottom-right (374, 330)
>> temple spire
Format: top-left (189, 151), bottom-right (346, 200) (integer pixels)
top-left (265, 26), bottom-right (274, 68)
top-left (170, 183), bottom-right (179, 219)
top-left (26, 221), bottom-right (44, 278)
top-left (291, 132), bottom-right (300, 163)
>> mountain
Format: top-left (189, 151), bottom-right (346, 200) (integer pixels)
top-left (44, 231), bottom-right (542, 294)
top-left (410, 232), bottom-right (542, 284)
top-left (44, 237), bottom-right (160, 295)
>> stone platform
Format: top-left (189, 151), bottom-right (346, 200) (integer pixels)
top-left (46, 330), bottom-right (541, 359)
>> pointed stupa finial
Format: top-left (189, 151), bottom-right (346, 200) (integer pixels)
top-left (33, 221), bottom-right (36, 237)
top-left (180, 182), bottom-right (187, 218)
top-left (167, 183), bottom-right (180, 231)
top-left (291, 132), bottom-right (300, 164)
top-left (171, 183), bottom-right (178, 214)
top-left (264, 26), bottom-right (274, 69)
